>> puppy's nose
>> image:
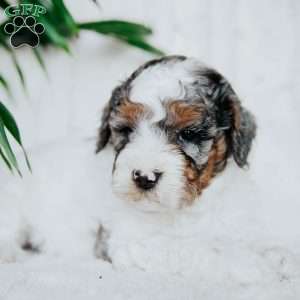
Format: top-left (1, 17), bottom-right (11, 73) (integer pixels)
top-left (132, 169), bottom-right (162, 190)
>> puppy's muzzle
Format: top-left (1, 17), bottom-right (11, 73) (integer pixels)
top-left (132, 169), bottom-right (162, 191)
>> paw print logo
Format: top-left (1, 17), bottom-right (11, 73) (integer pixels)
top-left (4, 16), bottom-right (45, 48)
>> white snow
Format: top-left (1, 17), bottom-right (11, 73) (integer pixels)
top-left (1, 0), bottom-right (300, 299)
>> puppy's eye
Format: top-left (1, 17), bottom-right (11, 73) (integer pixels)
top-left (179, 129), bottom-right (197, 142)
top-left (179, 128), bottom-right (212, 143)
top-left (115, 125), bottom-right (133, 135)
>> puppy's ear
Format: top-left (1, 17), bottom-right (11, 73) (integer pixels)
top-left (226, 95), bottom-right (256, 167)
top-left (96, 102), bottom-right (112, 153)
top-left (207, 70), bottom-right (256, 167)
top-left (96, 86), bottom-right (124, 153)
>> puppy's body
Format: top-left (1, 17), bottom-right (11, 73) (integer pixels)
top-left (97, 56), bottom-right (256, 210)
top-left (0, 56), bottom-right (257, 273)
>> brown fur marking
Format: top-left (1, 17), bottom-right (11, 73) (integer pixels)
top-left (165, 100), bottom-right (205, 129)
top-left (183, 135), bottom-right (228, 205)
top-left (116, 99), bottom-right (148, 126)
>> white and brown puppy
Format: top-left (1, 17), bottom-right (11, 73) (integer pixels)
top-left (96, 55), bottom-right (256, 211)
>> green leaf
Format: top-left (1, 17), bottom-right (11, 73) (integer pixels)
top-left (52, 0), bottom-right (78, 36)
top-left (0, 101), bottom-right (31, 171)
top-left (78, 20), bottom-right (153, 37)
top-left (0, 21), bottom-right (11, 51)
top-left (0, 74), bottom-right (9, 90)
top-left (0, 73), bottom-right (11, 96)
top-left (78, 20), bottom-right (164, 55)
top-left (11, 53), bottom-right (26, 90)
top-left (0, 102), bottom-right (22, 146)
top-left (0, 146), bottom-right (13, 171)
top-left (32, 48), bottom-right (47, 74)
top-left (0, 0), bottom-right (10, 10)
top-left (0, 117), bottom-right (21, 175)
top-left (119, 36), bottom-right (165, 56)
top-left (41, 17), bottom-right (70, 52)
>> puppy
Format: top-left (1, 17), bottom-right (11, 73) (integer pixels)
top-left (96, 55), bottom-right (256, 211)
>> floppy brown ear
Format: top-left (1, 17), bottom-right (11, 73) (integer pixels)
top-left (228, 95), bottom-right (256, 167)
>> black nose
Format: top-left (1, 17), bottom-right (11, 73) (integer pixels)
top-left (132, 169), bottom-right (162, 190)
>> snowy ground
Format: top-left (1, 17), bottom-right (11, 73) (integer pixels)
top-left (1, 0), bottom-right (300, 299)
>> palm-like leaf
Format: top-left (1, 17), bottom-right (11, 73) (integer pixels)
top-left (32, 48), bottom-right (47, 73)
top-left (11, 52), bottom-right (26, 90)
top-left (0, 74), bottom-right (11, 95)
top-left (78, 20), bottom-right (164, 55)
top-left (0, 101), bottom-right (31, 173)
top-left (78, 20), bottom-right (153, 36)
top-left (0, 0), bottom-right (164, 173)
top-left (117, 35), bottom-right (164, 56)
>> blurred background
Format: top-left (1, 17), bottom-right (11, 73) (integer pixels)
top-left (0, 0), bottom-right (299, 175)
top-left (0, 1), bottom-right (300, 299)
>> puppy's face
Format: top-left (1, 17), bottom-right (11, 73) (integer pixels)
top-left (96, 56), bottom-right (256, 210)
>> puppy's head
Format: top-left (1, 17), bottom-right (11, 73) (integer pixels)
top-left (96, 56), bottom-right (256, 210)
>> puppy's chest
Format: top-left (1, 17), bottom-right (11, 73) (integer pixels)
top-left (106, 212), bottom-right (206, 272)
